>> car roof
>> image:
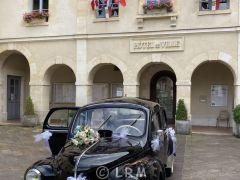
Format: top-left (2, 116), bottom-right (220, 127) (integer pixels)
top-left (84, 97), bottom-right (162, 111)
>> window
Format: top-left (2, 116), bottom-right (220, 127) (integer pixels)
top-left (48, 109), bottom-right (78, 127)
top-left (199, 0), bottom-right (229, 11)
top-left (92, 83), bottom-right (123, 101)
top-left (32, 0), bottom-right (49, 11)
top-left (73, 108), bottom-right (146, 137)
top-left (160, 110), bottom-right (167, 128)
top-left (53, 83), bottom-right (76, 104)
top-left (95, 0), bottom-right (119, 18)
top-left (151, 113), bottom-right (160, 132)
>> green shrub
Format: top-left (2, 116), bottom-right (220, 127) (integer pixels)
top-left (24, 97), bottom-right (35, 115)
top-left (176, 99), bottom-right (188, 121)
top-left (233, 105), bottom-right (240, 124)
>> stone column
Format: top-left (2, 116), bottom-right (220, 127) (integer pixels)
top-left (233, 30), bottom-right (240, 134)
top-left (0, 82), bottom-right (6, 121)
top-left (176, 80), bottom-right (191, 120)
top-left (234, 84), bottom-right (240, 106)
top-left (75, 39), bottom-right (91, 106)
top-left (123, 83), bottom-right (140, 98)
top-left (75, 84), bottom-right (92, 106)
top-left (30, 82), bottom-right (51, 123)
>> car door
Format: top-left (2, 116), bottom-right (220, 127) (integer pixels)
top-left (43, 107), bottom-right (79, 156)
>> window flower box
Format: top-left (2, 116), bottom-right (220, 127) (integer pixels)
top-left (143, 0), bottom-right (173, 14)
top-left (23, 10), bottom-right (49, 23)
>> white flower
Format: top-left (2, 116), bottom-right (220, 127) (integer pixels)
top-left (72, 139), bottom-right (79, 146)
top-left (79, 132), bottom-right (87, 138)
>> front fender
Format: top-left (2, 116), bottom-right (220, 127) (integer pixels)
top-left (35, 165), bottom-right (56, 177)
top-left (24, 158), bottom-right (58, 180)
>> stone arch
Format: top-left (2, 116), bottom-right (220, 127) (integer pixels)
top-left (43, 64), bottom-right (76, 109)
top-left (187, 51), bottom-right (236, 83)
top-left (135, 53), bottom-right (180, 84)
top-left (0, 44), bottom-right (32, 64)
top-left (87, 54), bottom-right (127, 84)
top-left (190, 52), bottom-right (236, 127)
top-left (0, 49), bottom-right (31, 121)
top-left (43, 64), bottom-right (76, 84)
top-left (39, 56), bottom-right (76, 85)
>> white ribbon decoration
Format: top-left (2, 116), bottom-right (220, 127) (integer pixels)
top-left (67, 174), bottom-right (87, 180)
top-left (151, 137), bottom-right (161, 152)
top-left (165, 127), bottom-right (177, 155)
top-left (34, 131), bottom-right (52, 150)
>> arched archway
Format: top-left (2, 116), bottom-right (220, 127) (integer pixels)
top-left (87, 54), bottom-right (127, 83)
top-left (186, 51), bottom-right (236, 82)
top-left (191, 61), bottom-right (234, 127)
top-left (138, 62), bottom-right (177, 124)
top-left (0, 50), bottom-right (30, 121)
top-left (89, 64), bottom-right (124, 101)
top-left (43, 64), bottom-right (76, 108)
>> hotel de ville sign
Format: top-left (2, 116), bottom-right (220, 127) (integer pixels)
top-left (130, 36), bottom-right (184, 53)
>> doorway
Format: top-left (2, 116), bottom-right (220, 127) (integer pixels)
top-left (7, 75), bottom-right (21, 120)
top-left (151, 71), bottom-right (176, 124)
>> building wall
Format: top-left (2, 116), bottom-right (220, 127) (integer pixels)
top-left (0, 0), bottom-right (239, 128)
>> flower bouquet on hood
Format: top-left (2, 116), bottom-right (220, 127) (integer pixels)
top-left (71, 126), bottom-right (100, 148)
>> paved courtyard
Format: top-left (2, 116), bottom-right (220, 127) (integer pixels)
top-left (0, 126), bottom-right (240, 180)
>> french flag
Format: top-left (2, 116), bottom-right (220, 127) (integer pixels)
top-left (114, 0), bottom-right (126, 7)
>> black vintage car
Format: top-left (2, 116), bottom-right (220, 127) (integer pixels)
top-left (25, 98), bottom-right (175, 180)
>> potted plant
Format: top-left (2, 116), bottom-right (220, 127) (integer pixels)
top-left (143, 0), bottom-right (173, 14)
top-left (233, 105), bottom-right (240, 138)
top-left (23, 10), bottom-right (49, 23)
top-left (22, 97), bottom-right (38, 127)
top-left (175, 99), bottom-right (191, 135)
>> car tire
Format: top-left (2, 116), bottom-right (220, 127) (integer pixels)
top-left (156, 160), bottom-right (166, 180)
top-left (165, 163), bottom-right (173, 177)
top-left (159, 168), bottom-right (166, 180)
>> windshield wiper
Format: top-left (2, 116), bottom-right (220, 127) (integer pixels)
top-left (130, 115), bottom-right (142, 127)
top-left (98, 115), bottom-right (112, 130)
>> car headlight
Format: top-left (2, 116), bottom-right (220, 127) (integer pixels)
top-left (25, 168), bottom-right (41, 180)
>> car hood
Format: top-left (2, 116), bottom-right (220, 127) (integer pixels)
top-left (77, 138), bottom-right (144, 170)
top-left (31, 137), bottom-right (145, 177)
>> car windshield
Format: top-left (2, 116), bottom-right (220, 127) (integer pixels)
top-left (72, 107), bottom-right (146, 137)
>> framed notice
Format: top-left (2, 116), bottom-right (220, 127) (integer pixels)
top-left (211, 85), bottom-right (228, 107)
top-left (111, 84), bottom-right (123, 98)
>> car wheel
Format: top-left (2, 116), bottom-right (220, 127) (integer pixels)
top-left (159, 165), bottom-right (166, 180)
top-left (151, 160), bottom-right (165, 180)
top-left (165, 163), bottom-right (173, 177)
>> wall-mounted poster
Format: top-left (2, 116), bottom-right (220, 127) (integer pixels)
top-left (111, 84), bottom-right (123, 98)
top-left (211, 85), bottom-right (228, 107)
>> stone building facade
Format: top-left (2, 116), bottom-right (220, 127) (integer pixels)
top-left (0, 0), bottom-right (239, 132)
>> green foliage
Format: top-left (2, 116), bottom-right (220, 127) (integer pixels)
top-left (176, 99), bottom-right (188, 121)
top-left (233, 105), bottom-right (240, 124)
top-left (24, 97), bottom-right (35, 115)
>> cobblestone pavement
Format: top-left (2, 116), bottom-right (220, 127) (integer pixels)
top-left (0, 126), bottom-right (49, 180)
top-left (0, 126), bottom-right (240, 180)
top-left (182, 134), bottom-right (240, 180)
